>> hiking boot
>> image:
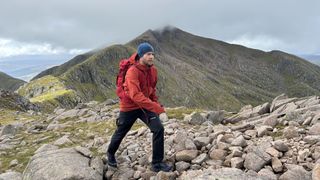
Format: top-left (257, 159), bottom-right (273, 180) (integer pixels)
top-left (107, 152), bottom-right (117, 168)
top-left (151, 162), bottom-right (172, 172)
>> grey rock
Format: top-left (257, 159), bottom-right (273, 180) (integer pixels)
top-left (279, 164), bottom-right (311, 180)
top-left (273, 140), bottom-right (289, 152)
top-left (191, 153), bottom-right (208, 164)
top-left (175, 150), bottom-right (198, 162)
top-left (206, 111), bottom-right (224, 124)
top-left (263, 115), bottom-right (278, 128)
top-left (22, 148), bottom-right (102, 180)
top-left (253, 102), bottom-right (271, 115)
top-left (193, 137), bottom-right (211, 148)
top-left (258, 168), bottom-right (277, 180)
top-left (231, 135), bottom-right (247, 147)
top-left (34, 144), bottom-right (59, 154)
top-left (112, 167), bottom-right (134, 179)
top-left (265, 147), bottom-right (281, 158)
top-left (297, 149), bottom-right (311, 162)
top-left (90, 157), bottom-right (104, 176)
top-left (53, 109), bottom-right (80, 121)
top-left (175, 161), bottom-right (190, 172)
top-left (180, 167), bottom-right (267, 180)
top-left (185, 112), bottom-right (207, 125)
top-left (0, 171), bottom-right (22, 180)
top-left (185, 138), bottom-right (197, 150)
top-left (312, 162), bottom-right (320, 180)
top-left (271, 157), bottom-right (283, 172)
top-left (9, 159), bottom-right (19, 167)
top-left (53, 135), bottom-right (73, 146)
top-left (230, 157), bottom-right (244, 169)
top-left (244, 152), bottom-right (268, 172)
top-left (74, 146), bottom-right (93, 158)
top-left (0, 124), bottom-right (16, 136)
top-left (256, 126), bottom-right (272, 137)
top-left (283, 126), bottom-right (299, 139)
top-left (209, 149), bottom-right (227, 161)
top-left (309, 123), bottom-right (320, 135)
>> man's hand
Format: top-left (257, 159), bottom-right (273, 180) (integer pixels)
top-left (159, 112), bottom-right (168, 122)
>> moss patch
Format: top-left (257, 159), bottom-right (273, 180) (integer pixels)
top-left (166, 107), bottom-right (203, 120)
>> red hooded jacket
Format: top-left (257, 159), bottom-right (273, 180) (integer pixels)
top-left (119, 53), bottom-right (165, 115)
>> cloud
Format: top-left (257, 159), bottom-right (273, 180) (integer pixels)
top-left (0, 38), bottom-right (87, 58)
top-left (0, 0), bottom-right (319, 54)
top-left (227, 34), bottom-right (290, 52)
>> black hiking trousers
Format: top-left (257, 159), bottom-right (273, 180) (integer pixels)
top-left (107, 109), bottom-right (164, 164)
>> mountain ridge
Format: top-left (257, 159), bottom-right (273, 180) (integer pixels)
top-left (20, 26), bottom-right (320, 111)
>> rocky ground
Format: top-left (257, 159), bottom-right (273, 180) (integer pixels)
top-left (1, 94), bottom-right (320, 179)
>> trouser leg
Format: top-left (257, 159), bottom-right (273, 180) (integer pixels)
top-left (139, 110), bottom-right (164, 164)
top-left (107, 109), bottom-right (139, 155)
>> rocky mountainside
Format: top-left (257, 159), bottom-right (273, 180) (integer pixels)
top-left (22, 26), bottom-right (320, 111)
top-left (0, 89), bottom-right (39, 112)
top-left (1, 94), bottom-right (320, 179)
top-left (0, 71), bottom-right (25, 91)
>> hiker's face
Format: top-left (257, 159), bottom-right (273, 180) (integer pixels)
top-left (141, 52), bottom-right (155, 66)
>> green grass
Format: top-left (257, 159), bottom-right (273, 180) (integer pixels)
top-left (270, 124), bottom-right (286, 139)
top-left (30, 89), bottom-right (75, 103)
top-left (0, 109), bottom-right (42, 126)
top-left (166, 107), bottom-right (203, 120)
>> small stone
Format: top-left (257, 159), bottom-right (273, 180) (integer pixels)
top-left (298, 149), bottom-right (311, 162)
top-left (258, 168), bottom-right (277, 180)
top-left (265, 147), bottom-right (280, 159)
top-left (309, 123), bottom-right (320, 135)
top-left (209, 149), bottom-right (227, 161)
top-left (231, 135), bottom-right (247, 147)
top-left (175, 150), bottom-right (198, 162)
top-left (230, 157), bottom-right (244, 169)
top-left (133, 171), bottom-right (142, 179)
top-left (193, 137), bottom-right (211, 148)
top-left (175, 161), bottom-right (190, 172)
top-left (256, 126), bottom-right (272, 137)
top-left (185, 138), bottom-right (197, 150)
top-left (9, 159), bottom-right (19, 167)
top-left (53, 135), bottom-right (73, 146)
top-left (271, 157), bottom-right (283, 173)
top-left (191, 153), bottom-right (208, 164)
top-left (273, 140), bottom-right (289, 152)
top-left (283, 126), bottom-right (299, 139)
top-left (312, 163), bottom-right (320, 180)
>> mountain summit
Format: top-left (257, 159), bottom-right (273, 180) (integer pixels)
top-left (21, 26), bottom-right (320, 111)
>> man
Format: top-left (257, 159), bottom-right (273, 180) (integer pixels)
top-left (107, 42), bottom-right (172, 172)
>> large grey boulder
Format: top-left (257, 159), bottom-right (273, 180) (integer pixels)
top-left (206, 111), bottom-right (224, 124)
top-left (244, 144), bottom-right (272, 172)
top-left (308, 123), bottom-right (320, 135)
top-left (180, 167), bottom-right (268, 180)
top-left (0, 171), bottom-right (22, 180)
top-left (22, 147), bottom-right (103, 180)
top-left (185, 112), bottom-right (206, 125)
top-left (279, 164), bottom-right (311, 180)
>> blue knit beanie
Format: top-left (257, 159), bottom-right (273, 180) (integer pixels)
top-left (137, 42), bottom-right (154, 58)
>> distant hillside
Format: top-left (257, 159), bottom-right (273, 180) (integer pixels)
top-left (31, 52), bottom-right (95, 80)
top-left (0, 71), bottom-right (25, 91)
top-left (25, 27), bottom-right (320, 111)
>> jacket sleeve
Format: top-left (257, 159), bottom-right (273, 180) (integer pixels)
top-left (125, 67), bottom-right (165, 114)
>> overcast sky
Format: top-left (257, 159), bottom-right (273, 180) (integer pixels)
top-left (0, 0), bottom-right (319, 59)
